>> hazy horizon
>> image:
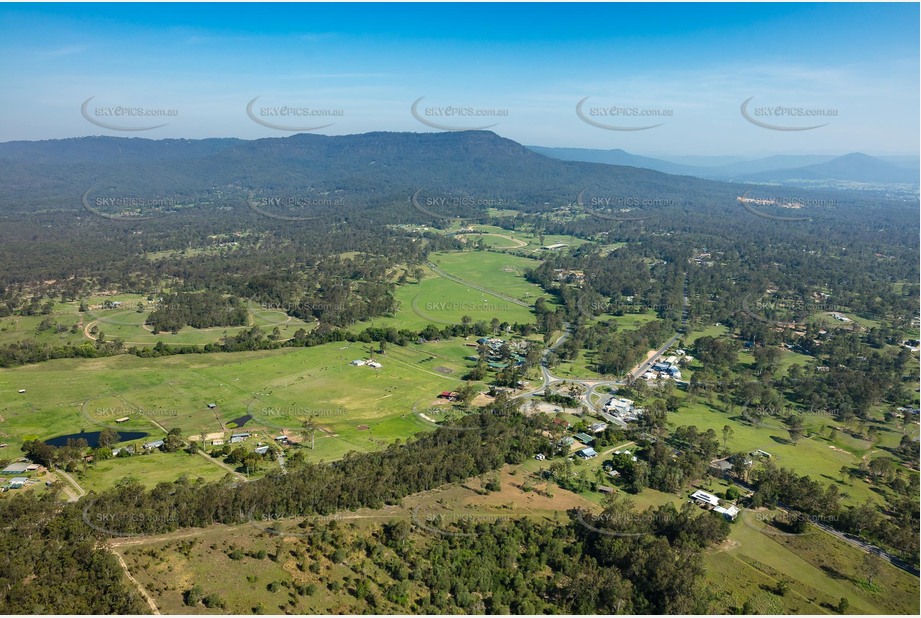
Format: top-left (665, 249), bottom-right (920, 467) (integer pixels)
top-left (0, 2), bottom-right (918, 156)
top-left (1, 130), bottom-right (917, 162)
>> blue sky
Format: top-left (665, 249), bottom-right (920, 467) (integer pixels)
top-left (0, 2), bottom-right (917, 155)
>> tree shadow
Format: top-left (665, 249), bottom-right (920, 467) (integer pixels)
top-left (770, 435), bottom-right (792, 445)
top-left (820, 564), bottom-right (853, 582)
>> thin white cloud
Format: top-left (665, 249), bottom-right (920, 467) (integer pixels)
top-left (37, 44), bottom-right (89, 58)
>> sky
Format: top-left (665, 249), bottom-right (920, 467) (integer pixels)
top-left (0, 2), bottom-right (918, 156)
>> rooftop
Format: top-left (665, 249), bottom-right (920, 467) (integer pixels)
top-left (690, 489), bottom-right (720, 506)
top-left (2, 462), bottom-right (31, 474)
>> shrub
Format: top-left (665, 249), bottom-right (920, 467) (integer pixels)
top-left (183, 584), bottom-right (203, 606)
top-left (203, 593), bottom-right (225, 609)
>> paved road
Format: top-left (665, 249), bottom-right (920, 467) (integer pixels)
top-left (626, 332), bottom-right (682, 382)
top-left (808, 512), bottom-right (919, 577)
top-left (53, 468), bottom-right (86, 502)
top-left (729, 477), bottom-right (919, 577)
top-left (516, 319), bottom-right (681, 419)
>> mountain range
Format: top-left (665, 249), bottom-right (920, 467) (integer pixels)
top-left (0, 132), bottom-right (742, 217)
top-left (0, 132), bottom-right (910, 228)
top-left (528, 147), bottom-right (919, 186)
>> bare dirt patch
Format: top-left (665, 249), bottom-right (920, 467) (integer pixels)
top-left (471, 393), bottom-right (495, 407)
top-left (461, 466), bottom-right (596, 513)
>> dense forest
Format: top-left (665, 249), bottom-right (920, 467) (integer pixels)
top-left (146, 291), bottom-right (248, 333)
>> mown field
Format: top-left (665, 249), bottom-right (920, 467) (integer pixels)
top-left (0, 293), bottom-right (315, 349)
top-left (447, 224), bottom-right (591, 254)
top-left (350, 250), bottom-right (548, 333)
top-left (83, 301), bottom-right (314, 346)
top-left (0, 335), bottom-right (510, 493)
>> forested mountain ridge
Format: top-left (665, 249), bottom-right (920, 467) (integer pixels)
top-left (0, 131), bottom-right (739, 213)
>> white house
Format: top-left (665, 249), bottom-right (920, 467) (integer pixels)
top-left (713, 505), bottom-right (740, 521)
top-left (690, 489), bottom-right (720, 508)
top-left (605, 397), bottom-right (634, 415)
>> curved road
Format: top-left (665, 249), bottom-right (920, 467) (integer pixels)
top-left (515, 321), bottom-right (681, 422)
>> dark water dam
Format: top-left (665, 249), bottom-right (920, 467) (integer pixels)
top-left (228, 414), bottom-right (252, 427)
top-left (45, 430), bottom-right (149, 448)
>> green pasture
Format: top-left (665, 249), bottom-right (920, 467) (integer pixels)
top-left (0, 340), bottom-right (485, 469)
